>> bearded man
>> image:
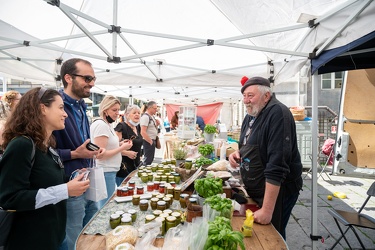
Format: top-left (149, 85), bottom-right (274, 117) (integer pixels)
top-left (228, 76), bottom-right (303, 240)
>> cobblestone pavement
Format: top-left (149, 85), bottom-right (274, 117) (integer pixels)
top-left (286, 171), bottom-right (375, 250)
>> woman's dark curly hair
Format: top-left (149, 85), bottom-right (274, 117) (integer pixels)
top-left (2, 87), bottom-right (61, 152)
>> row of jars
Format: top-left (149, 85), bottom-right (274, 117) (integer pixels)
top-left (138, 170), bottom-right (181, 184)
top-left (117, 182), bottom-right (182, 197)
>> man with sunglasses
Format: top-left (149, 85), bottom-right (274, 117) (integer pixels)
top-left (228, 76), bottom-right (303, 240)
top-left (53, 58), bottom-right (105, 250)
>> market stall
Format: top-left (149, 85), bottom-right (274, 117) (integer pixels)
top-left (76, 164), bottom-right (287, 249)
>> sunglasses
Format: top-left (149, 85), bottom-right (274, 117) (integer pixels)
top-left (49, 147), bottom-right (64, 169)
top-left (71, 74), bottom-right (96, 83)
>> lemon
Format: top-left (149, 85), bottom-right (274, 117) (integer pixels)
top-left (327, 195), bottom-right (333, 200)
top-left (333, 192), bottom-right (347, 199)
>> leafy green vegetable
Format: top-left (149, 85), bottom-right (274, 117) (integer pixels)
top-left (194, 176), bottom-right (223, 198)
top-left (204, 124), bottom-right (217, 134)
top-left (198, 144), bottom-right (215, 156)
top-left (204, 194), bottom-right (233, 218)
top-left (194, 156), bottom-right (217, 167)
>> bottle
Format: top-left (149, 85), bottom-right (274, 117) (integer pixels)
top-left (220, 142), bottom-right (226, 160)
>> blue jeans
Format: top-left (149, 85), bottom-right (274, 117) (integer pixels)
top-left (280, 191), bottom-right (299, 239)
top-left (98, 171), bottom-right (117, 209)
top-left (116, 176), bottom-right (125, 187)
top-left (66, 195), bottom-right (99, 250)
top-left (143, 140), bottom-right (156, 165)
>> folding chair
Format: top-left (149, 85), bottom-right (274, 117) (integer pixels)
top-left (304, 138), bottom-right (334, 180)
top-left (327, 181), bottom-right (375, 250)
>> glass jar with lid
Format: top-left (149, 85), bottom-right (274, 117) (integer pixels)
top-left (128, 209), bottom-right (137, 222)
top-left (109, 214), bottom-right (121, 229)
top-left (145, 214), bottom-right (156, 224)
top-left (174, 187), bottom-right (181, 200)
top-left (163, 197), bottom-right (171, 209)
top-left (184, 159), bottom-right (193, 170)
top-left (136, 186), bottom-right (144, 195)
top-left (139, 199), bottom-right (149, 211)
top-left (150, 198), bottom-right (159, 210)
top-left (157, 200), bottom-right (167, 211)
top-left (179, 193), bottom-right (189, 208)
top-left (166, 216), bottom-right (177, 232)
top-left (153, 209), bottom-right (163, 217)
top-left (171, 211), bottom-right (182, 225)
top-left (155, 217), bottom-right (166, 236)
top-left (120, 216), bottom-right (132, 226)
top-left (132, 195), bottom-right (140, 206)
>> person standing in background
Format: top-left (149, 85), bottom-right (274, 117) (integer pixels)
top-left (114, 105), bottom-right (143, 185)
top-left (170, 110), bottom-right (179, 130)
top-left (53, 58), bottom-right (105, 250)
top-left (228, 76), bottom-right (302, 239)
top-left (0, 87), bottom-right (89, 250)
top-left (164, 115), bottom-right (171, 132)
top-left (140, 101), bottom-right (158, 165)
top-left (90, 95), bottom-right (132, 207)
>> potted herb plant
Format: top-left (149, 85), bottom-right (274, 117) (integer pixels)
top-left (173, 148), bottom-right (187, 167)
top-left (204, 124), bottom-right (217, 142)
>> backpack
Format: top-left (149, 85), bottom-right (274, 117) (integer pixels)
top-left (0, 136), bottom-right (35, 248)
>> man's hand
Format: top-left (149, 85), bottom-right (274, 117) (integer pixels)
top-left (228, 150), bottom-right (241, 168)
top-left (66, 173), bottom-right (90, 197)
top-left (253, 207), bottom-right (273, 225)
top-left (71, 139), bottom-right (105, 159)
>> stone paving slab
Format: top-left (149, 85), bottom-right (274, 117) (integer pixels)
top-left (286, 173), bottom-right (375, 250)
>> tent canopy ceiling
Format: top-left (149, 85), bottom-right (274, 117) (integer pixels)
top-left (0, 0), bottom-right (374, 104)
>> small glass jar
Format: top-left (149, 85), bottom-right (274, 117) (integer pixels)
top-left (184, 159), bottom-right (193, 170)
top-left (145, 214), bottom-right (156, 224)
top-left (159, 184), bottom-right (165, 194)
top-left (154, 175), bottom-right (161, 182)
top-left (116, 187), bottom-right (123, 197)
top-left (109, 214), bottom-right (121, 229)
top-left (169, 181), bottom-right (176, 187)
top-left (170, 158), bottom-right (177, 166)
top-left (153, 209), bottom-right (163, 217)
top-left (179, 193), bottom-right (189, 208)
top-left (121, 187), bottom-right (129, 196)
top-left (165, 194), bottom-right (174, 201)
top-left (157, 200), bottom-right (167, 211)
top-left (163, 209), bottom-right (173, 215)
top-left (156, 194), bottom-right (165, 199)
top-left (166, 216), bottom-right (177, 232)
top-left (173, 173), bottom-right (181, 184)
top-left (159, 213), bottom-right (169, 220)
top-left (136, 186), bottom-right (144, 195)
top-left (128, 180), bottom-right (135, 188)
top-left (141, 173), bottom-right (149, 183)
top-left (173, 187), bottom-right (181, 200)
top-left (137, 170), bottom-right (144, 177)
top-left (132, 195), bottom-right (140, 206)
top-left (167, 187), bottom-right (174, 195)
top-left (189, 198), bottom-right (198, 205)
top-left (128, 209), bottom-right (137, 222)
top-left (155, 216), bottom-right (165, 236)
top-left (161, 160), bottom-right (167, 165)
top-left (148, 173), bottom-right (154, 182)
top-left (151, 165), bottom-right (158, 172)
top-left (115, 210), bottom-right (125, 217)
top-left (150, 197), bottom-right (159, 210)
top-left (161, 175), bottom-right (167, 182)
top-left (139, 199), bottom-right (149, 211)
top-left (167, 175), bottom-right (175, 183)
top-left (127, 187), bottom-right (134, 196)
top-left (147, 182), bottom-right (154, 192)
top-left (154, 181), bottom-right (160, 190)
top-left (163, 197), bottom-right (171, 208)
top-left (120, 216), bottom-right (132, 226)
top-left (172, 211), bottom-right (182, 225)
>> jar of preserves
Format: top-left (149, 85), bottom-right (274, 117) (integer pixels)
top-left (128, 209), bottom-right (137, 222)
top-left (150, 198), bottom-right (159, 210)
top-left (132, 195), bottom-right (140, 206)
top-left (163, 209), bottom-right (172, 215)
top-left (166, 216), bottom-right (177, 232)
top-left (159, 184), bottom-right (165, 194)
top-left (167, 175), bottom-right (175, 183)
top-left (136, 186), bottom-right (144, 195)
top-left (171, 211), bottom-right (182, 225)
top-left (179, 193), bottom-right (189, 208)
top-left (141, 173), bottom-right (149, 183)
top-left (153, 209), bottom-right (163, 217)
top-left (154, 217), bottom-right (165, 236)
top-left (163, 197), bottom-right (171, 208)
top-left (139, 199), bottom-right (149, 211)
top-left (127, 187), bottom-right (134, 196)
top-left (121, 187), bottom-right (129, 196)
top-left (161, 175), bottom-right (167, 182)
top-left (157, 200), bottom-right (167, 211)
top-left (173, 187), bottom-right (181, 200)
top-left (109, 214), bottom-right (121, 229)
top-left (170, 158), bottom-right (177, 166)
top-left (137, 170), bottom-right (144, 177)
top-left (116, 187), bottom-right (123, 197)
top-left (147, 182), bottom-right (154, 192)
top-left (154, 181), bottom-right (160, 190)
top-left (165, 194), bottom-right (174, 202)
top-left (154, 175), bottom-right (161, 182)
top-left (167, 187), bottom-right (174, 195)
top-left (115, 210), bottom-right (125, 217)
top-left (184, 159), bottom-right (193, 170)
top-left (145, 214), bottom-right (156, 223)
top-left (148, 173), bottom-right (154, 182)
top-left (120, 216), bottom-right (132, 226)
top-left (151, 165), bottom-right (158, 172)
top-left (128, 180), bottom-right (135, 188)
top-left (189, 198), bottom-right (198, 205)
top-left (173, 173), bottom-right (181, 184)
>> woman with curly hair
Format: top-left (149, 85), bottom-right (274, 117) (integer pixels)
top-left (0, 87), bottom-right (90, 250)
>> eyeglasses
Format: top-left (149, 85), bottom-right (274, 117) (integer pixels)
top-left (71, 74), bottom-right (96, 83)
top-left (49, 147), bottom-right (64, 169)
top-left (38, 87), bottom-right (47, 100)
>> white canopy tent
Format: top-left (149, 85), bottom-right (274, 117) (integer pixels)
top-left (1, 0), bottom-right (375, 248)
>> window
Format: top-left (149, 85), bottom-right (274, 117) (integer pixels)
top-left (321, 72), bottom-right (343, 89)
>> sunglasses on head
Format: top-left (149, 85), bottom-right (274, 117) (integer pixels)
top-left (71, 74), bottom-right (96, 83)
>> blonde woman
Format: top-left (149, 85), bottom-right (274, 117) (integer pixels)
top-left (90, 95), bottom-right (132, 208)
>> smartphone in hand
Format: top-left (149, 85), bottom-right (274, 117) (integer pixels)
top-left (86, 142), bottom-right (100, 151)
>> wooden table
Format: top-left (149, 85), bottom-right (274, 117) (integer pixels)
top-left (76, 172), bottom-right (288, 250)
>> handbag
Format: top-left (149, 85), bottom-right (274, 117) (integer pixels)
top-left (85, 159), bottom-right (108, 202)
top-left (0, 208), bottom-right (14, 248)
top-left (155, 136), bottom-right (161, 149)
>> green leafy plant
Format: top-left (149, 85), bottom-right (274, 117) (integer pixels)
top-left (198, 144), bottom-right (215, 156)
top-left (204, 194), bottom-right (233, 219)
top-left (204, 124), bottom-right (217, 134)
top-left (194, 156), bottom-right (217, 167)
top-left (203, 216), bottom-right (245, 250)
top-left (173, 148), bottom-right (187, 160)
top-left (194, 176), bottom-right (223, 198)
